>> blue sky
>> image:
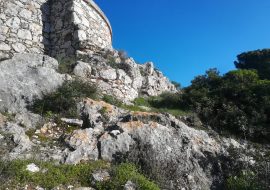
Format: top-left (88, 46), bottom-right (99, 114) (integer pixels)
top-left (95, 0), bottom-right (270, 86)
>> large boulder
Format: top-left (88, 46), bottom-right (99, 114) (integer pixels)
top-left (0, 53), bottom-right (66, 113)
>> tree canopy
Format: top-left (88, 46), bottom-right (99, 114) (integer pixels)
top-left (234, 49), bottom-right (270, 80)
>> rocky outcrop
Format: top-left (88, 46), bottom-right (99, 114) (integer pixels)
top-left (0, 53), bottom-right (66, 113)
top-left (61, 98), bottom-right (241, 189)
top-left (74, 49), bottom-right (177, 102)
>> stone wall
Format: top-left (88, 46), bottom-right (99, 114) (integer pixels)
top-left (0, 0), bottom-right (112, 59)
top-left (72, 0), bottom-right (112, 53)
top-left (0, 0), bottom-right (49, 58)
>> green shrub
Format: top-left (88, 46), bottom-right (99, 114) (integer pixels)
top-left (179, 68), bottom-right (270, 142)
top-left (29, 79), bottom-right (98, 118)
top-left (107, 57), bottom-right (120, 69)
top-left (171, 81), bottom-right (181, 90)
top-left (57, 57), bottom-right (76, 74)
top-left (226, 172), bottom-right (263, 190)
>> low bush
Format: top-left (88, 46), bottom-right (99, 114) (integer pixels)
top-left (29, 79), bottom-right (98, 118)
top-left (226, 171), bottom-right (264, 190)
top-left (57, 57), bottom-right (76, 74)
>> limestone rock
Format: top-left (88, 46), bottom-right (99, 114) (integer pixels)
top-left (92, 170), bottom-right (110, 182)
top-left (26, 163), bottom-right (40, 173)
top-left (18, 29), bottom-right (32, 40)
top-left (100, 68), bottom-right (117, 80)
top-left (0, 123), bottom-right (33, 158)
top-left (0, 53), bottom-right (66, 113)
top-left (74, 61), bottom-right (92, 78)
top-left (64, 128), bottom-right (99, 164)
top-left (124, 181), bottom-right (137, 190)
top-left (99, 131), bottom-right (134, 161)
top-left (60, 118), bottom-right (83, 127)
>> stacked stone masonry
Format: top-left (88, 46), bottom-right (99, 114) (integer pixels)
top-left (0, 0), bottom-right (112, 59)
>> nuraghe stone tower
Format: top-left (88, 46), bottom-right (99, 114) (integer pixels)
top-left (0, 0), bottom-right (112, 59)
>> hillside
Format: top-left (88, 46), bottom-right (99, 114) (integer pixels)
top-left (0, 0), bottom-right (269, 189)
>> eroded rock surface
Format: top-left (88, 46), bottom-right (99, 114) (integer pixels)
top-left (75, 49), bottom-right (177, 102)
top-left (0, 53), bottom-right (66, 113)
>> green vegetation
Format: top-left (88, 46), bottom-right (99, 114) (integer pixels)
top-left (29, 79), bottom-right (98, 118)
top-left (102, 94), bottom-right (122, 107)
top-left (57, 57), bottom-right (76, 74)
top-left (235, 49), bottom-right (270, 80)
top-left (0, 160), bottom-right (159, 190)
top-left (171, 81), bottom-right (181, 90)
top-left (0, 111), bottom-right (15, 122)
top-left (97, 163), bottom-right (160, 190)
top-left (181, 68), bottom-right (270, 142)
top-left (0, 160), bottom-right (108, 189)
top-left (101, 93), bottom-right (190, 117)
top-left (226, 172), bottom-right (265, 190)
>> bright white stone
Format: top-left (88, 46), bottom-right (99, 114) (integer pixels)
top-left (100, 69), bottom-right (117, 80)
top-left (75, 30), bottom-right (87, 41)
top-left (26, 163), bottom-right (40, 173)
top-left (6, 17), bottom-right (21, 29)
top-left (74, 61), bottom-right (92, 78)
top-left (19, 9), bottom-right (32, 20)
top-left (0, 43), bottom-right (11, 51)
top-left (18, 29), bottom-right (32, 40)
top-left (0, 26), bottom-right (9, 34)
top-left (12, 43), bottom-right (26, 53)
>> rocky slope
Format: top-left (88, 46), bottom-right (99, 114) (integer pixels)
top-left (0, 53), bottom-right (267, 190)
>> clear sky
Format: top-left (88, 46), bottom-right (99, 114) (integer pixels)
top-left (95, 0), bottom-right (270, 86)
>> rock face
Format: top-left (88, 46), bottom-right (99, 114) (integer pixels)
top-left (61, 98), bottom-right (240, 189)
top-left (74, 49), bottom-right (177, 102)
top-left (0, 53), bottom-right (66, 113)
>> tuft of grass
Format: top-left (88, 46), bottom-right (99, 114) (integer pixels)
top-left (100, 94), bottom-right (190, 117)
top-left (102, 95), bottom-right (122, 107)
top-left (57, 57), bottom-right (76, 74)
top-left (226, 171), bottom-right (263, 190)
top-left (0, 111), bottom-right (16, 122)
top-left (97, 163), bottom-right (160, 190)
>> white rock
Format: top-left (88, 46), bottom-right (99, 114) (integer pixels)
top-left (92, 170), bottom-right (110, 182)
top-left (6, 17), bottom-right (21, 29)
top-left (124, 181), bottom-right (137, 190)
top-left (18, 29), bottom-right (32, 40)
top-left (74, 61), bottom-right (92, 78)
top-left (0, 43), bottom-right (11, 51)
top-left (12, 43), bottom-right (26, 53)
top-left (100, 69), bottom-right (117, 80)
top-left (75, 30), bottom-right (87, 41)
top-left (26, 163), bottom-right (40, 173)
top-left (19, 9), bottom-right (32, 20)
top-left (0, 26), bottom-right (9, 34)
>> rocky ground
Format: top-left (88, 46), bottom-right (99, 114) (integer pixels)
top-left (0, 52), bottom-right (269, 190)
